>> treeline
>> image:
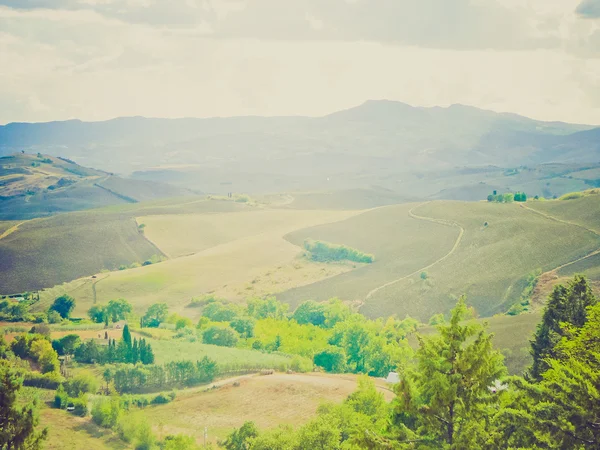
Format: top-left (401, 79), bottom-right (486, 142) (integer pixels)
top-left (303, 239), bottom-right (374, 263)
top-left (487, 190), bottom-right (527, 203)
top-left (106, 357), bottom-right (217, 393)
top-left (222, 275), bottom-right (600, 449)
top-left (194, 296), bottom-right (418, 377)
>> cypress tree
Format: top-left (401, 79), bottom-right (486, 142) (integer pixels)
top-left (122, 325), bottom-right (132, 348)
top-left (529, 275), bottom-right (597, 380)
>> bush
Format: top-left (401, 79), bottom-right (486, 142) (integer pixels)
top-left (70, 396), bottom-right (88, 417)
top-left (65, 372), bottom-right (99, 397)
top-left (314, 347), bottom-right (346, 373)
top-left (54, 385), bottom-right (69, 409)
top-left (202, 326), bottom-right (238, 347)
top-left (47, 310), bottom-right (63, 324)
top-left (23, 371), bottom-right (62, 389)
top-left (91, 397), bottom-right (122, 428)
top-left (303, 239), bottom-right (374, 264)
top-left (151, 393), bottom-right (171, 405)
top-left (117, 415), bottom-right (140, 443)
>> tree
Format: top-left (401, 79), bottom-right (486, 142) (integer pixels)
top-left (295, 415), bottom-right (341, 450)
top-left (497, 302), bottom-right (600, 448)
top-left (395, 296), bottom-right (506, 448)
top-left (52, 334), bottom-right (81, 356)
top-left (87, 305), bottom-right (106, 323)
top-left (50, 295), bottom-right (75, 319)
top-left (222, 421), bottom-right (259, 450)
top-left (202, 326), bottom-right (238, 347)
top-left (230, 317), bottom-right (255, 338)
top-left (528, 275), bottom-right (597, 380)
top-left (293, 301), bottom-right (327, 327)
top-left (314, 347), bottom-right (346, 373)
top-left (106, 299), bottom-right (132, 323)
top-left (143, 303), bottom-right (168, 328)
top-left (247, 296), bottom-right (288, 320)
top-left (0, 360), bottom-right (48, 449)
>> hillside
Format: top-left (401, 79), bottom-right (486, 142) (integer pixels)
top-left (0, 153), bottom-right (194, 220)
top-left (1, 102), bottom-right (598, 200)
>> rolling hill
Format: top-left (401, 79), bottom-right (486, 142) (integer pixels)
top-left (0, 153), bottom-right (194, 220)
top-left (1, 101), bottom-right (598, 200)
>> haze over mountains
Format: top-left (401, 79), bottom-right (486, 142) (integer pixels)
top-left (1, 100), bottom-right (599, 200)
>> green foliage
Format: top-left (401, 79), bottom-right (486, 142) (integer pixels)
top-left (247, 296), bottom-right (288, 320)
top-left (222, 421), bottom-right (259, 450)
top-left (428, 313), bottom-right (445, 326)
top-left (528, 275), bottom-right (597, 380)
top-left (292, 300), bottom-right (326, 327)
top-left (69, 395), bottom-right (88, 417)
top-left (163, 434), bottom-right (202, 450)
top-left (230, 317), bottom-right (255, 338)
top-left (53, 384), bottom-right (69, 409)
top-left (64, 371), bottom-right (99, 397)
top-left (202, 326), bottom-right (238, 347)
top-left (0, 360), bottom-right (48, 450)
top-left (487, 191), bottom-right (518, 203)
top-left (107, 299), bottom-right (133, 322)
top-left (559, 191), bottom-right (585, 200)
top-left (47, 310), bottom-right (63, 324)
top-left (49, 295), bottom-right (75, 319)
top-left (87, 305), bottom-right (106, 323)
top-left (91, 396), bottom-right (123, 428)
top-left (202, 302), bottom-right (240, 322)
top-left (395, 296), bottom-right (506, 447)
top-left (314, 346), bottom-right (346, 373)
top-left (11, 334), bottom-right (60, 374)
top-left (52, 334), bottom-right (82, 356)
top-left (506, 268), bottom-right (541, 316)
top-left (143, 303), bottom-right (169, 328)
top-left (304, 239), bottom-right (374, 263)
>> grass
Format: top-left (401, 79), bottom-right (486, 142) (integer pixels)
top-left (46, 208), bottom-right (358, 319)
top-left (278, 198), bottom-right (600, 321)
top-left (39, 408), bottom-right (128, 450)
top-left (140, 373), bottom-right (394, 443)
top-left (147, 337), bottom-right (294, 367)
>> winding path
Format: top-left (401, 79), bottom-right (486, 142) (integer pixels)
top-left (0, 221), bottom-right (26, 241)
top-left (363, 202), bottom-right (465, 301)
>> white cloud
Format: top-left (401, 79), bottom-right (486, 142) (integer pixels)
top-left (0, 1), bottom-right (599, 124)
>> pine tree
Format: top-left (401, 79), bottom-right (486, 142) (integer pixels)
top-left (0, 361), bottom-right (48, 449)
top-left (132, 338), bottom-right (139, 364)
top-left (529, 275), bottom-right (597, 380)
top-left (122, 324), bottom-right (132, 348)
top-left (395, 296), bottom-right (506, 448)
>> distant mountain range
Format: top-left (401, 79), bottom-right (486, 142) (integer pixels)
top-left (1, 101), bottom-right (599, 199)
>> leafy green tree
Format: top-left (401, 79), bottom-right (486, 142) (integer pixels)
top-left (248, 425), bottom-right (297, 450)
top-left (293, 301), bottom-right (327, 327)
top-left (323, 298), bottom-right (351, 328)
top-left (52, 334), bottom-right (81, 356)
top-left (247, 296), bottom-right (288, 320)
top-left (49, 295), bottom-right (75, 319)
top-left (143, 303), bottom-right (168, 328)
top-left (65, 371), bottom-right (99, 396)
top-left (163, 434), bottom-right (201, 450)
top-left (122, 324), bottom-right (132, 348)
top-left (87, 305), bottom-right (106, 323)
top-left (529, 275), bottom-right (597, 380)
top-left (314, 347), bottom-right (346, 373)
top-left (202, 326), bottom-right (238, 347)
top-left (202, 302), bottom-right (239, 322)
top-left (30, 339), bottom-right (60, 374)
top-left (395, 296), bottom-right (506, 448)
top-left (295, 415), bottom-right (341, 450)
top-left (0, 360), bottom-right (48, 449)
top-left (106, 299), bottom-right (132, 323)
top-left (222, 421), bottom-right (259, 450)
top-left (230, 317), bottom-right (255, 338)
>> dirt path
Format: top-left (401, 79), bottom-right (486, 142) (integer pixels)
top-left (363, 202), bottom-right (465, 302)
top-left (519, 203), bottom-right (600, 304)
top-left (0, 221), bottom-right (26, 240)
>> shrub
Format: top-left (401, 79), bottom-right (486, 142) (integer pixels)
top-left (54, 385), bottom-right (69, 409)
top-left (303, 239), bottom-right (374, 264)
top-left (70, 396), bottom-right (88, 417)
top-left (151, 393), bottom-right (171, 405)
top-left (47, 310), bottom-right (63, 324)
top-left (314, 347), bottom-right (346, 373)
top-left (202, 326), bottom-right (238, 347)
top-left (117, 415), bottom-right (139, 443)
top-left (91, 396), bottom-right (122, 428)
top-left (65, 372), bottom-right (99, 397)
top-left (23, 371), bottom-right (62, 389)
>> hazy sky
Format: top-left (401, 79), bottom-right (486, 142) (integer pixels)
top-left (1, 0), bottom-right (600, 124)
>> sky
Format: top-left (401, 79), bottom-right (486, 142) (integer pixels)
top-left (0, 0), bottom-right (600, 125)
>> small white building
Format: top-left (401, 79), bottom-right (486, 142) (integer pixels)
top-left (385, 372), bottom-right (400, 384)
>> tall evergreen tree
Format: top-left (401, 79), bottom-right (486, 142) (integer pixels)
top-left (529, 275), bottom-right (597, 380)
top-left (0, 361), bottom-right (48, 449)
top-left (395, 296), bottom-right (506, 448)
top-left (122, 324), bottom-right (132, 348)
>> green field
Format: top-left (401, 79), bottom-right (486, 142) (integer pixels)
top-left (148, 338), bottom-right (294, 367)
top-left (279, 197), bottom-right (600, 320)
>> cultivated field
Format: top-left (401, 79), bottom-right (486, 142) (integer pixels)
top-left (278, 197), bottom-right (600, 321)
top-left (141, 373), bottom-right (394, 443)
top-left (38, 208), bottom-right (359, 318)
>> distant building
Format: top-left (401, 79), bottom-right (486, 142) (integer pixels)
top-left (385, 372), bottom-right (400, 384)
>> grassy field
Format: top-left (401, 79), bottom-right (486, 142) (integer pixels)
top-left (147, 338), bottom-right (294, 367)
top-left (42, 208), bottom-right (358, 318)
top-left (40, 408), bottom-right (128, 450)
top-left (277, 197), bottom-right (600, 321)
top-left (141, 373), bottom-right (394, 443)
top-left (279, 203), bottom-right (460, 312)
top-left (1, 198), bottom-right (249, 296)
